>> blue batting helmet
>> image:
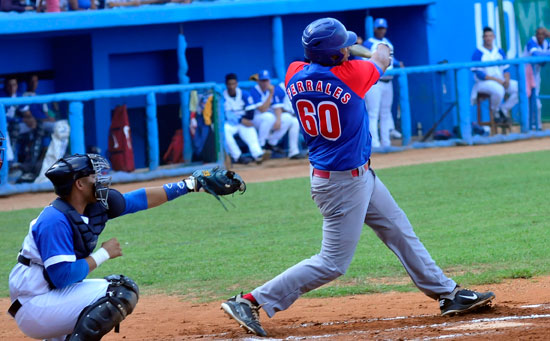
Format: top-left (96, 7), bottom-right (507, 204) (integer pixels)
top-left (302, 18), bottom-right (357, 66)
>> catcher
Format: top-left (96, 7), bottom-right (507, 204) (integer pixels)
top-left (7, 153), bottom-right (245, 341)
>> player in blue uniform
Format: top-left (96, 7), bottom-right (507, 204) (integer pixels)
top-left (8, 153), bottom-right (203, 340)
top-left (221, 18), bottom-right (495, 337)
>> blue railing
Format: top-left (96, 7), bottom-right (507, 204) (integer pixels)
top-left (0, 83), bottom-right (224, 194)
top-left (1, 56), bottom-right (549, 194)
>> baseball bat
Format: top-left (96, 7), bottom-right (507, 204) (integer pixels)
top-left (349, 44), bottom-right (373, 59)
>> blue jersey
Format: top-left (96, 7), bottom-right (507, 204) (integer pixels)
top-left (285, 60), bottom-right (381, 171)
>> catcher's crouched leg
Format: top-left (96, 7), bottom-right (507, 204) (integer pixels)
top-left (69, 275), bottom-right (139, 341)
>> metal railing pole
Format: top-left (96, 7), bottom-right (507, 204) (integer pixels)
top-left (456, 68), bottom-right (472, 143)
top-left (68, 101), bottom-right (85, 154)
top-left (146, 92), bottom-right (159, 170)
top-left (397, 71), bottom-right (411, 145)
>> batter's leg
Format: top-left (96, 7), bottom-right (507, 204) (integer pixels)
top-left (253, 172), bottom-right (373, 317)
top-left (364, 170), bottom-right (456, 299)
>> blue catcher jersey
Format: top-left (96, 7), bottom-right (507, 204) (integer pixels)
top-left (285, 60), bottom-right (381, 171)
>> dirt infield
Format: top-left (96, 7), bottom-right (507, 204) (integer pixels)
top-left (1, 137), bottom-right (550, 340)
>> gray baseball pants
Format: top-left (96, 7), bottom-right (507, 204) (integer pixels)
top-left (252, 165), bottom-right (457, 318)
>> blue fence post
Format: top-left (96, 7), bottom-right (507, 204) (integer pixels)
top-left (517, 63), bottom-right (530, 132)
top-left (273, 16), bottom-right (286, 81)
top-left (214, 84), bottom-right (226, 164)
top-left (455, 68), bottom-right (472, 143)
top-left (146, 92), bottom-right (159, 171)
top-left (0, 104), bottom-right (8, 184)
top-left (364, 14), bottom-right (373, 39)
top-left (178, 33), bottom-right (192, 163)
top-left (397, 70), bottom-right (411, 145)
top-left (68, 101), bottom-right (85, 154)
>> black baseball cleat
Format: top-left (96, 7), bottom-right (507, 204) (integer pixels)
top-left (440, 288), bottom-right (495, 316)
top-left (221, 293), bottom-right (267, 337)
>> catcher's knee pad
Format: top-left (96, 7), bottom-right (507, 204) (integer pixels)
top-left (69, 275), bottom-right (139, 341)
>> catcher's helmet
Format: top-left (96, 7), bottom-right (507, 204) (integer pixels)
top-left (45, 154), bottom-right (112, 207)
top-left (302, 18), bottom-right (357, 66)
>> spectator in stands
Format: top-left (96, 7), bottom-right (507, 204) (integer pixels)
top-left (471, 26), bottom-right (518, 123)
top-left (223, 73), bottom-right (267, 165)
top-left (67, 0), bottom-right (96, 10)
top-left (23, 74), bottom-right (55, 123)
top-left (1, 0), bottom-right (33, 12)
top-left (14, 108), bottom-right (53, 183)
top-left (525, 27), bottom-right (550, 129)
top-left (362, 18), bottom-right (403, 148)
top-left (250, 70), bottom-right (303, 159)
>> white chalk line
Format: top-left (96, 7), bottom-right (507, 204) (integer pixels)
top-left (214, 312), bottom-right (550, 340)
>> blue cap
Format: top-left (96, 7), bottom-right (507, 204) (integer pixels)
top-left (374, 18), bottom-right (387, 29)
top-left (258, 69), bottom-right (271, 80)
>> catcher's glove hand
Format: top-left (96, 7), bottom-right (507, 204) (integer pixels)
top-left (185, 167), bottom-right (246, 210)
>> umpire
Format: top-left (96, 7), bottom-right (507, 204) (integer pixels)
top-left (7, 153), bottom-right (204, 340)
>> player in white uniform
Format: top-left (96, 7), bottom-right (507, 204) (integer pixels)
top-left (471, 26), bottom-right (518, 123)
top-left (250, 70), bottom-right (302, 159)
top-left (8, 153), bottom-right (203, 340)
top-left (223, 73), bottom-right (266, 164)
top-left (525, 27), bottom-right (550, 129)
top-left (363, 18), bottom-right (403, 148)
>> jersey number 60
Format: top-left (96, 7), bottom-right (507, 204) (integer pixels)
top-left (295, 100), bottom-right (341, 140)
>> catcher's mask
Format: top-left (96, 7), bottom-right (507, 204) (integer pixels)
top-left (45, 153), bottom-right (112, 208)
top-left (0, 129), bottom-right (5, 173)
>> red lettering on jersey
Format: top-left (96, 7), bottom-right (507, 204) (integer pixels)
top-left (330, 60), bottom-right (381, 98)
top-left (306, 80), bottom-right (314, 91)
top-left (286, 87), bottom-right (293, 100)
top-left (333, 86), bottom-right (343, 99)
top-left (285, 61), bottom-right (307, 87)
top-left (324, 82), bottom-right (332, 95)
top-left (341, 93), bottom-right (351, 104)
top-left (296, 81), bottom-right (305, 93)
top-left (291, 84), bottom-right (297, 96)
top-left (315, 81), bottom-right (323, 92)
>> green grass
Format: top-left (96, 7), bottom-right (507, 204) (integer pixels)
top-left (1, 150), bottom-right (549, 301)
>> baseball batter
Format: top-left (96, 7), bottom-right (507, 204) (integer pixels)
top-left (222, 18), bottom-right (495, 337)
top-left (8, 153), bottom-right (244, 340)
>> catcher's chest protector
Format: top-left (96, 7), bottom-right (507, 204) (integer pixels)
top-left (108, 105), bottom-right (135, 172)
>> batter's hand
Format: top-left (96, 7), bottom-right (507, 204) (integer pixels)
top-left (102, 238), bottom-right (122, 259)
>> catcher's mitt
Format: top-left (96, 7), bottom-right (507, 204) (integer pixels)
top-left (186, 167), bottom-right (246, 210)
